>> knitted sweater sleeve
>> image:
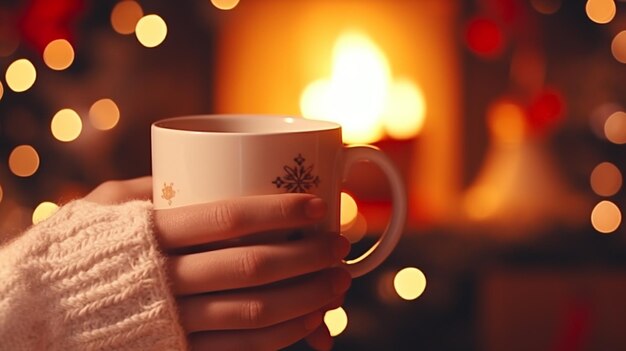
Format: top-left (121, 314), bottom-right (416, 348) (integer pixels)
top-left (0, 200), bottom-right (188, 351)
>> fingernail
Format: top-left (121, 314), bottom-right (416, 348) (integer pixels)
top-left (304, 311), bottom-right (323, 331)
top-left (305, 198), bottom-right (327, 219)
top-left (331, 268), bottom-right (352, 295)
top-left (332, 235), bottom-right (350, 260)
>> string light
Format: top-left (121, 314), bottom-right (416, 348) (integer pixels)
top-left (89, 98), bottom-right (120, 130)
top-left (611, 31), bottom-right (626, 64)
top-left (8, 145), bottom-right (40, 177)
top-left (585, 0), bottom-right (616, 24)
top-left (43, 39), bottom-right (75, 70)
top-left (211, 0), bottom-right (240, 10)
top-left (32, 201), bottom-right (59, 225)
top-left (51, 109), bottom-right (83, 142)
top-left (393, 267), bottom-right (427, 301)
top-left (111, 0), bottom-right (144, 35)
top-left (5, 58), bottom-right (37, 92)
top-left (590, 162), bottom-right (622, 196)
top-left (591, 200), bottom-right (621, 234)
top-left (324, 307), bottom-right (348, 337)
top-left (135, 14), bottom-right (167, 48)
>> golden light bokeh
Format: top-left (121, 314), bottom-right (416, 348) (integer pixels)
top-left (382, 78), bottom-right (427, 140)
top-left (340, 192), bottom-right (358, 230)
top-left (0, 183), bottom-right (3, 204)
top-left (393, 267), bottom-right (427, 301)
top-left (342, 213), bottom-right (368, 244)
top-left (590, 162), bottom-right (622, 197)
top-left (324, 307), bottom-right (348, 337)
top-left (591, 200), bottom-right (621, 234)
top-left (135, 14), bottom-right (167, 48)
top-left (8, 145), bottom-right (40, 177)
top-left (5, 58), bottom-right (37, 93)
top-left (43, 39), bottom-right (75, 70)
top-left (487, 100), bottom-right (527, 144)
top-left (604, 110), bottom-right (626, 144)
top-left (611, 31), bottom-right (626, 64)
top-left (89, 98), bottom-right (121, 130)
top-left (32, 201), bottom-right (60, 225)
top-left (585, 0), bottom-right (616, 24)
top-left (0, 80), bottom-right (3, 101)
top-left (51, 109), bottom-right (83, 142)
top-left (211, 0), bottom-right (240, 10)
top-left (111, 0), bottom-right (144, 35)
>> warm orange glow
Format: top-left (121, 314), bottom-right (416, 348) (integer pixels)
top-left (135, 14), bottom-right (167, 48)
top-left (0, 81), bottom-right (3, 101)
top-left (324, 307), bottom-right (348, 337)
top-left (590, 162), bottom-right (622, 197)
top-left (487, 100), bottom-right (526, 144)
top-left (611, 31), bottom-right (626, 64)
top-left (211, 0), bottom-right (240, 10)
top-left (0, 183), bottom-right (3, 204)
top-left (43, 39), bottom-right (75, 70)
top-left (111, 0), bottom-right (144, 35)
top-left (8, 145), bottom-right (40, 177)
top-left (394, 267), bottom-right (427, 301)
top-left (591, 200), bottom-right (621, 234)
top-left (342, 213), bottom-right (367, 243)
top-left (5, 58), bottom-right (36, 92)
top-left (32, 201), bottom-right (60, 225)
top-left (340, 192), bottom-right (358, 231)
top-left (604, 111), bottom-right (626, 144)
top-left (463, 185), bottom-right (502, 220)
top-left (51, 109), bottom-right (83, 142)
top-left (300, 31), bottom-right (425, 144)
top-left (89, 98), bottom-right (120, 130)
top-left (585, 0), bottom-right (616, 24)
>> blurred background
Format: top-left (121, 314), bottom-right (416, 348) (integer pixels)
top-left (2, 0), bottom-right (626, 349)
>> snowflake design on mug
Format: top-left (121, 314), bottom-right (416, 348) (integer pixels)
top-left (272, 154), bottom-right (320, 193)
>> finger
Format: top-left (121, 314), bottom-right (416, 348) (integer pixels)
top-left (83, 177), bottom-right (152, 204)
top-left (169, 233), bottom-right (350, 295)
top-left (154, 193), bottom-right (327, 249)
top-left (305, 323), bottom-right (334, 351)
top-left (179, 268), bottom-right (351, 332)
top-left (189, 311), bottom-right (324, 351)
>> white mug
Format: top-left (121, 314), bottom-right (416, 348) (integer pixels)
top-left (151, 115), bottom-right (407, 277)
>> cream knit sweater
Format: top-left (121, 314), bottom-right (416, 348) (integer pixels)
top-left (0, 200), bottom-right (188, 350)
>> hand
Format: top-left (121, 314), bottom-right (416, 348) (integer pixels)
top-left (85, 177), bottom-right (352, 351)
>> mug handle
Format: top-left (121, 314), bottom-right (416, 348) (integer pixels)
top-left (339, 145), bottom-right (407, 277)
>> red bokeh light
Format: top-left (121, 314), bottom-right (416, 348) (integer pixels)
top-left (465, 17), bottom-right (505, 58)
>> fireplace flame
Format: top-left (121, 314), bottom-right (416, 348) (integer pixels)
top-left (300, 31), bottom-right (426, 144)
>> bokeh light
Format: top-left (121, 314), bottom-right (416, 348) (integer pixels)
top-left (611, 31), bottom-right (626, 64)
top-left (585, 0), bottom-right (616, 24)
top-left (590, 162), bottom-right (622, 196)
top-left (324, 307), bottom-right (348, 337)
top-left (342, 213), bottom-right (368, 244)
top-left (8, 145), bottom-right (40, 177)
top-left (135, 14), bottom-right (167, 48)
top-left (530, 0), bottom-right (562, 14)
top-left (393, 267), bottom-right (427, 301)
top-left (211, 0), bottom-right (240, 10)
top-left (0, 80), bottom-right (3, 101)
top-left (487, 99), bottom-right (527, 143)
top-left (32, 201), bottom-right (59, 225)
top-left (51, 109), bottom-right (83, 142)
top-left (43, 39), bottom-right (75, 70)
top-left (5, 58), bottom-right (37, 93)
top-left (0, 183), bottom-right (3, 204)
top-left (604, 111), bottom-right (626, 144)
top-left (590, 103), bottom-right (622, 138)
top-left (591, 200), bottom-right (621, 234)
top-left (89, 98), bottom-right (120, 130)
top-left (340, 192), bottom-right (358, 231)
top-left (111, 0), bottom-right (144, 35)
top-left (465, 17), bottom-right (504, 58)
top-left (382, 79), bottom-right (427, 139)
